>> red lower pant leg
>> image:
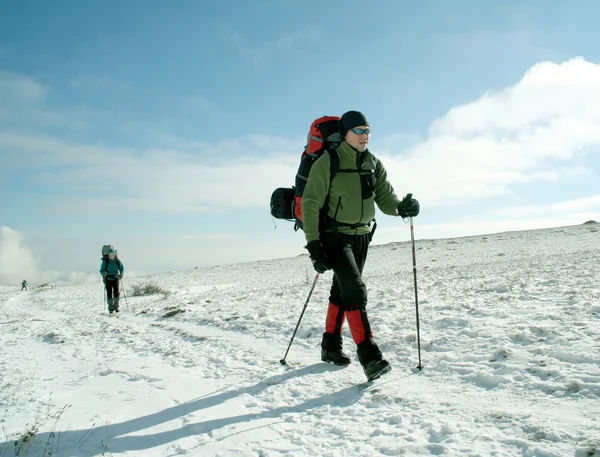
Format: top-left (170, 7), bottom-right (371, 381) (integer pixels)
top-left (325, 302), bottom-right (345, 334)
top-left (345, 308), bottom-right (373, 345)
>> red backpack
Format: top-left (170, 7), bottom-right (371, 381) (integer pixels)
top-left (270, 116), bottom-right (342, 231)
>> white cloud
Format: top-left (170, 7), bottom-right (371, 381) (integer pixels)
top-left (0, 69), bottom-right (80, 127)
top-left (217, 22), bottom-right (321, 67)
top-left (67, 74), bottom-right (120, 89)
top-left (1, 57), bottom-right (599, 237)
top-left (0, 131), bottom-right (300, 213)
top-left (0, 226), bottom-right (97, 286)
top-left (378, 57), bottom-right (600, 206)
top-left (0, 70), bottom-right (46, 104)
top-left (430, 59), bottom-right (600, 136)
top-left (0, 226), bottom-right (39, 286)
top-left (185, 94), bottom-right (219, 116)
top-left (275, 27), bottom-right (320, 51)
top-left (493, 194), bottom-right (600, 217)
top-left (4, 57), bottom-right (599, 280)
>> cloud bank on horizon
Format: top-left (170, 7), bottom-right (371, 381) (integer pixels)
top-left (0, 226), bottom-right (97, 287)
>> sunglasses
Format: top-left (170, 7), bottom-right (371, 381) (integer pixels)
top-left (350, 127), bottom-right (371, 135)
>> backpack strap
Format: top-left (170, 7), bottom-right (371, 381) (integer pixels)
top-left (372, 154), bottom-right (381, 176)
top-left (324, 151), bottom-right (380, 235)
top-left (335, 152), bottom-right (379, 175)
top-left (328, 148), bottom-right (340, 182)
top-left (103, 256), bottom-right (122, 273)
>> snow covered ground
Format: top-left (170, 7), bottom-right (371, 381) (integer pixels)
top-left (1, 222), bottom-right (599, 457)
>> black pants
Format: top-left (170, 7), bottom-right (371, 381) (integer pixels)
top-left (105, 279), bottom-right (120, 299)
top-left (322, 233), bottom-right (370, 310)
top-left (321, 232), bottom-right (374, 345)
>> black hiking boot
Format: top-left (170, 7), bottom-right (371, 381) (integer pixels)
top-left (321, 349), bottom-right (351, 365)
top-left (363, 359), bottom-right (391, 381)
top-left (357, 339), bottom-right (391, 381)
top-left (321, 332), bottom-right (351, 366)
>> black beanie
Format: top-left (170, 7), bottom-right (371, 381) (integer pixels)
top-left (341, 110), bottom-right (369, 135)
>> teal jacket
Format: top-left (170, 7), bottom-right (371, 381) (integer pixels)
top-left (301, 141), bottom-right (402, 242)
top-left (100, 258), bottom-right (124, 280)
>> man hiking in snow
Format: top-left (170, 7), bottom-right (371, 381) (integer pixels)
top-left (21, 280), bottom-right (27, 291)
top-left (302, 110), bottom-right (420, 381)
top-left (100, 249), bottom-right (124, 313)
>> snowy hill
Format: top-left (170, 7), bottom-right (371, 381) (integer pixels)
top-left (1, 223), bottom-right (599, 457)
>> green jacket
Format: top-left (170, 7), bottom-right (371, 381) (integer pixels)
top-left (302, 141), bottom-right (402, 242)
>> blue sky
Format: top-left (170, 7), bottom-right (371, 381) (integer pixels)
top-left (1, 0), bottom-right (599, 285)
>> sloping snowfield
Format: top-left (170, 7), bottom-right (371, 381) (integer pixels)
top-left (1, 223), bottom-right (599, 456)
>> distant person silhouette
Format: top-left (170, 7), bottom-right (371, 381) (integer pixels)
top-left (21, 280), bottom-right (28, 291)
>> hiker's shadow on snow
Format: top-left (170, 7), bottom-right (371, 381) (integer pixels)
top-left (8, 364), bottom-right (365, 456)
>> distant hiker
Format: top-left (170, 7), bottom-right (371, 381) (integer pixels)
top-left (21, 280), bottom-right (27, 291)
top-left (302, 110), bottom-right (420, 381)
top-left (100, 249), bottom-right (124, 313)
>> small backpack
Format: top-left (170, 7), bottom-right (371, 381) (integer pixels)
top-left (270, 116), bottom-right (342, 231)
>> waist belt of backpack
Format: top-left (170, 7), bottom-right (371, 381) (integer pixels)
top-left (336, 221), bottom-right (369, 229)
top-left (325, 217), bottom-right (376, 235)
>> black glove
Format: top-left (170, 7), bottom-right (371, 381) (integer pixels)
top-left (305, 240), bottom-right (332, 274)
top-left (398, 193), bottom-right (420, 218)
top-left (102, 271), bottom-right (107, 277)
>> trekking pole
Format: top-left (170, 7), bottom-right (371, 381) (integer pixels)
top-left (409, 216), bottom-right (422, 370)
top-left (280, 273), bottom-right (320, 365)
top-left (120, 278), bottom-right (129, 311)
